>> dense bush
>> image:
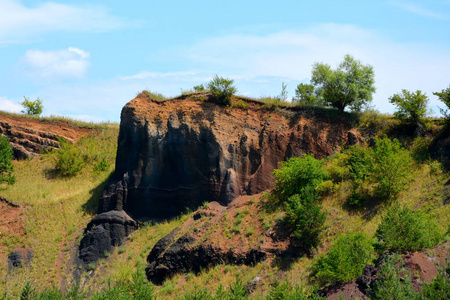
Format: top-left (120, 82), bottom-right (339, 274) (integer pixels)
top-left (272, 154), bottom-right (328, 204)
top-left (375, 203), bottom-right (442, 252)
top-left (0, 135), bottom-right (16, 185)
top-left (284, 190), bottom-right (326, 250)
top-left (207, 75), bottom-right (237, 105)
top-left (422, 266), bottom-right (450, 300)
top-left (371, 137), bottom-right (413, 201)
top-left (54, 139), bottom-right (86, 177)
top-left (312, 232), bottom-right (374, 285)
top-left (434, 84), bottom-right (450, 120)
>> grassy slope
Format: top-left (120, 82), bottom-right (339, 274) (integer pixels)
top-left (0, 110), bottom-right (448, 299)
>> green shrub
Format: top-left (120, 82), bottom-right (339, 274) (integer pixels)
top-left (357, 109), bottom-right (395, 138)
top-left (266, 281), bottom-right (323, 299)
top-left (272, 154), bottom-right (328, 204)
top-left (193, 84), bottom-right (207, 92)
top-left (207, 75), bottom-right (237, 105)
top-left (0, 135), bottom-right (16, 184)
top-left (389, 89), bottom-right (428, 126)
top-left (231, 100), bottom-right (249, 110)
top-left (371, 255), bottom-right (421, 300)
top-left (422, 265), bottom-right (450, 300)
top-left (54, 139), bottom-right (86, 177)
top-left (371, 137), bottom-right (412, 201)
top-left (94, 157), bottom-right (109, 172)
top-left (20, 96), bottom-right (43, 115)
top-left (375, 203), bottom-right (442, 252)
top-left (312, 232), bottom-right (374, 285)
top-left (284, 190), bottom-right (326, 250)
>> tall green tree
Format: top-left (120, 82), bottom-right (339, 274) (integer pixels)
top-left (0, 135), bottom-right (16, 185)
top-left (311, 54), bottom-right (375, 112)
top-left (389, 89), bottom-right (428, 125)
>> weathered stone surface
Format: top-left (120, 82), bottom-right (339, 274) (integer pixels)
top-left (8, 248), bottom-right (33, 270)
top-left (79, 210), bottom-right (137, 264)
top-left (101, 95), bottom-right (362, 220)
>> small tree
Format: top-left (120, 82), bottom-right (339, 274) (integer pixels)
top-left (311, 54), bottom-right (375, 112)
top-left (389, 89), bottom-right (428, 125)
top-left (292, 83), bottom-right (322, 106)
top-left (433, 84), bottom-right (450, 119)
top-left (277, 82), bottom-right (288, 102)
top-left (0, 135), bottom-right (15, 185)
top-left (207, 75), bottom-right (237, 105)
top-left (20, 97), bottom-right (44, 116)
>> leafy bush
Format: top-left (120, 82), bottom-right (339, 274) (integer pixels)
top-left (285, 190), bottom-right (326, 250)
top-left (312, 232), bottom-right (374, 285)
top-left (193, 84), bottom-right (207, 92)
top-left (272, 154), bottom-right (328, 204)
top-left (375, 203), bottom-right (442, 252)
top-left (54, 139), bottom-right (86, 177)
top-left (0, 135), bottom-right (15, 184)
top-left (20, 96), bottom-right (43, 115)
top-left (231, 100), bottom-right (249, 110)
top-left (207, 75), bottom-right (237, 105)
top-left (371, 137), bottom-right (412, 201)
top-left (293, 83), bottom-right (323, 107)
top-left (433, 84), bottom-right (450, 120)
top-left (266, 281), bottom-right (324, 299)
top-left (422, 265), bottom-right (450, 300)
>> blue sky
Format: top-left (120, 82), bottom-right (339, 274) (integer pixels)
top-left (0, 0), bottom-right (449, 122)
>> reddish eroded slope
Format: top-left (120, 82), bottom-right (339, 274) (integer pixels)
top-left (0, 113), bottom-right (94, 159)
top-left (0, 198), bottom-right (26, 264)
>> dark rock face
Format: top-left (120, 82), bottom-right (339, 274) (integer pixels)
top-left (101, 97), bottom-right (362, 220)
top-left (145, 232), bottom-right (267, 285)
top-left (79, 210), bottom-right (136, 264)
top-left (8, 248), bottom-right (33, 270)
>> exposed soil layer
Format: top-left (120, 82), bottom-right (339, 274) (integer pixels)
top-left (0, 113), bottom-right (94, 159)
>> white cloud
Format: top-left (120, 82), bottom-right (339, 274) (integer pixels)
top-left (0, 0), bottom-right (127, 43)
top-left (22, 47), bottom-right (90, 79)
top-left (0, 97), bottom-right (22, 113)
top-left (389, 1), bottom-right (449, 20)
top-left (168, 23), bottom-right (450, 113)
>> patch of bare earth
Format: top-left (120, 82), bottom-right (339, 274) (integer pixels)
top-left (0, 198), bottom-right (26, 263)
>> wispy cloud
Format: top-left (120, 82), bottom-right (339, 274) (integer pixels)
top-left (390, 1), bottom-right (448, 20)
top-left (0, 0), bottom-right (128, 44)
top-left (0, 97), bottom-right (22, 113)
top-left (21, 47), bottom-right (90, 80)
top-left (120, 71), bottom-right (197, 81)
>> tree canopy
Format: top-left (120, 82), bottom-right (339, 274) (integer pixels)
top-left (311, 54), bottom-right (375, 112)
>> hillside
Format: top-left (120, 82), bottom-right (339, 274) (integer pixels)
top-left (0, 95), bottom-right (449, 299)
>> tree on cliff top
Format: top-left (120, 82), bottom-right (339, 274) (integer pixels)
top-left (20, 96), bottom-right (44, 116)
top-left (311, 54), bottom-right (375, 112)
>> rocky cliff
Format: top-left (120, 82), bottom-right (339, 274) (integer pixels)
top-left (80, 93), bottom-right (362, 264)
top-left (100, 94), bottom-right (361, 220)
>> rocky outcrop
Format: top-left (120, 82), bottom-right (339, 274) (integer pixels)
top-left (100, 94), bottom-right (362, 220)
top-left (146, 231), bottom-right (267, 285)
top-left (8, 248), bottom-right (33, 270)
top-left (79, 210), bottom-right (137, 264)
top-left (0, 113), bottom-right (93, 159)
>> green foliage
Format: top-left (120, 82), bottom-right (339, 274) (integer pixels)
top-left (0, 135), bottom-right (16, 184)
top-left (266, 281), bottom-right (324, 299)
top-left (285, 191), bottom-right (326, 250)
top-left (272, 154), bottom-right (328, 204)
top-left (389, 89), bottom-right (428, 125)
top-left (311, 54), bottom-right (375, 112)
top-left (93, 157), bottom-right (109, 172)
top-left (312, 232), bottom-right (374, 285)
top-left (19, 282), bottom-right (36, 300)
top-left (357, 109), bottom-right (395, 138)
top-left (139, 90), bottom-right (167, 102)
top-left (422, 265), bottom-right (450, 300)
top-left (20, 96), bottom-right (43, 116)
top-left (207, 75), bottom-right (237, 105)
top-left (293, 83), bottom-right (322, 106)
top-left (371, 255), bottom-right (421, 300)
top-left (277, 82), bottom-right (288, 102)
top-left (434, 84), bottom-right (450, 119)
top-left (375, 203), bottom-right (442, 252)
top-left (371, 137), bottom-right (412, 201)
top-left (54, 139), bottom-right (86, 177)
